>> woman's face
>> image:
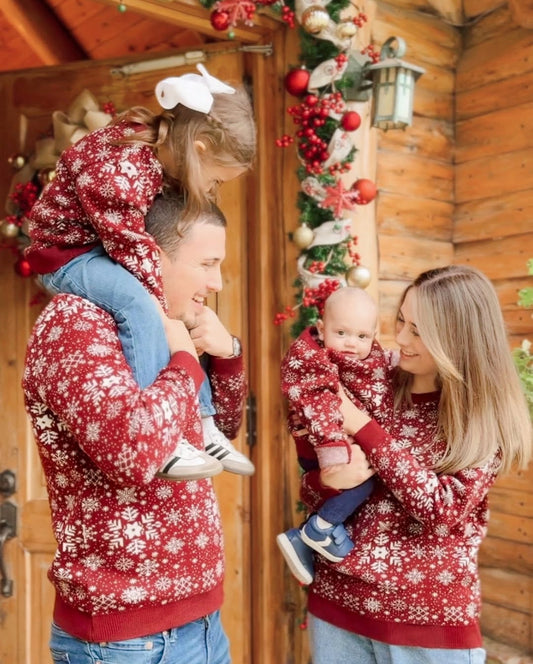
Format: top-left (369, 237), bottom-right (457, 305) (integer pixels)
top-left (395, 288), bottom-right (439, 392)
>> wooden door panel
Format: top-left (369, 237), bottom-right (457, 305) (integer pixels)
top-left (0, 45), bottom-right (250, 664)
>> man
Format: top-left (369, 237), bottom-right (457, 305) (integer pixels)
top-left (22, 190), bottom-right (245, 663)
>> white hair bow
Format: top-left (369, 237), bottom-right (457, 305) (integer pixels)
top-left (155, 63), bottom-right (235, 113)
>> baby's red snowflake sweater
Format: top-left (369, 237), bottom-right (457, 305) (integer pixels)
top-left (23, 294), bottom-right (246, 641)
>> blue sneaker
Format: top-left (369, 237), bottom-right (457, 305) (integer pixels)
top-left (276, 528), bottom-right (314, 585)
top-left (300, 514), bottom-right (354, 563)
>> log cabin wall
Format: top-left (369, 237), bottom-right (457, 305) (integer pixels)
top-left (456, 1), bottom-right (533, 656)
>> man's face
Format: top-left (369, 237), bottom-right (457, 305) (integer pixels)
top-left (160, 221), bottom-right (226, 328)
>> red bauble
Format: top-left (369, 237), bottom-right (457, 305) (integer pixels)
top-left (341, 111), bottom-right (362, 132)
top-left (352, 178), bottom-right (377, 204)
top-left (210, 9), bottom-right (230, 31)
top-left (14, 257), bottom-right (33, 278)
top-left (284, 67), bottom-right (310, 97)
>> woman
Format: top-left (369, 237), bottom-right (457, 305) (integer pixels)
top-left (301, 265), bottom-right (532, 664)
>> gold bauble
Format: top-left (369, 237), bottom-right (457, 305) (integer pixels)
top-left (8, 153), bottom-right (27, 170)
top-left (1, 221), bottom-right (20, 239)
top-left (301, 6), bottom-right (330, 34)
top-left (346, 264), bottom-right (371, 289)
top-left (38, 167), bottom-right (57, 187)
top-left (336, 20), bottom-right (357, 39)
top-left (292, 223), bottom-right (315, 249)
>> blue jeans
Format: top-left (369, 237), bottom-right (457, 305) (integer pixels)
top-left (308, 614), bottom-right (486, 664)
top-left (41, 246), bottom-right (215, 414)
top-left (49, 611), bottom-right (230, 664)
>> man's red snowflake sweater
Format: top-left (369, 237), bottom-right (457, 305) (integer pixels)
top-left (23, 294), bottom-right (246, 642)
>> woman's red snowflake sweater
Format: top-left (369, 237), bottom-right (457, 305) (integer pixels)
top-left (22, 294), bottom-right (246, 642)
top-left (301, 382), bottom-right (500, 649)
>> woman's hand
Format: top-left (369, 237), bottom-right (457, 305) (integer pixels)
top-left (320, 444), bottom-right (375, 490)
top-left (339, 386), bottom-right (371, 435)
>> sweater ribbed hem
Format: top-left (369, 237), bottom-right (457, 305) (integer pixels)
top-left (308, 593), bottom-right (483, 649)
top-left (26, 242), bottom-right (99, 274)
top-left (53, 584), bottom-right (224, 642)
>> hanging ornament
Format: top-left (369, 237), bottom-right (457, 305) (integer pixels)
top-left (1, 220), bottom-right (20, 239)
top-left (352, 178), bottom-right (377, 205)
top-left (346, 264), bottom-right (371, 288)
top-left (285, 67), bottom-right (311, 97)
top-left (292, 223), bottom-right (315, 249)
top-left (8, 153), bottom-right (27, 170)
top-left (210, 9), bottom-right (231, 30)
top-left (336, 19), bottom-right (357, 40)
top-left (14, 256), bottom-right (33, 278)
top-left (38, 168), bottom-right (57, 188)
top-left (341, 111), bottom-right (361, 132)
top-left (301, 6), bottom-right (330, 34)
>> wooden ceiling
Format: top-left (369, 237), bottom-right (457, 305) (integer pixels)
top-left (1, 0), bottom-right (220, 75)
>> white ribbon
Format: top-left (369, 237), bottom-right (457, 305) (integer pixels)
top-left (155, 63), bottom-right (235, 113)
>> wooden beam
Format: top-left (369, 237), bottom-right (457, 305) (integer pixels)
top-left (508, 0), bottom-right (533, 29)
top-left (427, 0), bottom-right (463, 24)
top-left (93, 0), bottom-right (281, 43)
top-left (1, 0), bottom-right (86, 64)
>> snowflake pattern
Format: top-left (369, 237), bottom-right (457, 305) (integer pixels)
top-left (23, 294), bottom-right (246, 623)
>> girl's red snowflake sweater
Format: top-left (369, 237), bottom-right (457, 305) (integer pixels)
top-left (22, 294), bottom-right (246, 642)
top-left (25, 121), bottom-right (165, 300)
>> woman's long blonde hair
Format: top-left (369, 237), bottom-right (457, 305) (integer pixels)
top-left (112, 85), bottom-right (256, 218)
top-left (393, 265), bottom-right (532, 475)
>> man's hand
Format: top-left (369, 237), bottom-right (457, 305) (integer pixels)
top-left (153, 297), bottom-right (198, 359)
top-left (188, 306), bottom-right (234, 358)
top-left (320, 444), bottom-right (374, 490)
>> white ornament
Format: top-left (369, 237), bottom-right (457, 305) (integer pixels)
top-left (301, 176), bottom-right (326, 201)
top-left (323, 128), bottom-right (353, 168)
top-left (309, 220), bottom-right (351, 247)
top-left (309, 58), bottom-right (349, 91)
top-left (297, 255), bottom-right (347, 289)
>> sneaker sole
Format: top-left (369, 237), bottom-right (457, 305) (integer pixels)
top-left (156, 458), bottom-right (223, 482)
top-left (276, 533), bottom-right (314, 585)
top-left (205, 443), bottom-right (256, 476)
top-left (300, 530), bottom-right (345, 563)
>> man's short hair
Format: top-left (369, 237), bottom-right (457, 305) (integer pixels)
top-left (145, 188), bottom-right (227, 256)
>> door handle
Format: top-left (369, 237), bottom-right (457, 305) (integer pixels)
top-left (0, 500), bottom-right (17, 598)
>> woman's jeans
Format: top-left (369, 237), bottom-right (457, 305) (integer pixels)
top-left (308, 614), bottom-right (486, 664)
top-left (41, 246), bottom-right (215, 415)
top-left (50, 611), bottom-right (230, 664)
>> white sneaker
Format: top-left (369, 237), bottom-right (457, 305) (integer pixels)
top-left (157, 439), bottom-right (223, 481)
top-left (202, 416), bottom-right (255, 476)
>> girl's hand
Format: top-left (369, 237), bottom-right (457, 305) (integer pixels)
top-left (320, 444), bottom-right (374, 490)
top-left (188, 306), bottom-right (234, 358)
top-left (152, 297), bottom-right (198, 359)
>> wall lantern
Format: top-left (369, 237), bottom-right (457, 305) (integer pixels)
top-left (346, 36), bottom-right (425, 131)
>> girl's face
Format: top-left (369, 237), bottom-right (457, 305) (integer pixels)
top-left (395, 288), bottom-right (439, 393)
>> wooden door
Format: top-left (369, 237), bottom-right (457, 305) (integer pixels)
top-left (0, 45), bottom-right (251, 664)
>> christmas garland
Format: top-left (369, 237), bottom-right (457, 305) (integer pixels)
top-left (199, 0), bottom-right (378, 338)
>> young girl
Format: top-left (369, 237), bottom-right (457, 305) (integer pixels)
top-left (301, 265), bottom-right (532, 664)
top-left (25, 64), bottom-right (256, 481)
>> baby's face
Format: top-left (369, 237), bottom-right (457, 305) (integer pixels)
top-left (317, 302), bottom-right (376, 359)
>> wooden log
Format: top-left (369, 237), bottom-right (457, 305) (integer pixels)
top-left (479, 536), bottom-right (533, 575)
top-left (480, 568), bottom-right (531, 613)
top-left (379, 117), bottom-right (453, 162)
top-left (480, 601), bottom-right (531, 654)
top-left (455, 149), bottom-right (533, 204)
top-left (487, 511), bottom-right (532, 545)
top-left (464, 0), bottom-right (507, 20)
top-left (378, 191), bottom-right (453, 242)
top-left (508, 0), bottom-right (533, 29)
top-left (463, 5), bottom-right (514, 49)
top-left (494, 466), bottom-right (533, 494)
top-left (456, 102), bottom-right (533, 163)
top-left (377, 152), bottom-right (454, 202)
top-left (457, 69), bottom-right (533, 121)
top-left (457, 29), bottom-right (533, 91)
top-left (488, 488), bottom-right (533, 519)
top-left (454, 235), bottom-right (533, 281)
top-left (378, 235), bottom-right (454, 280)
top-left (454, 190), bottom-right (533, 243)
top-left (375, 4), bottom-right (461, 69)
